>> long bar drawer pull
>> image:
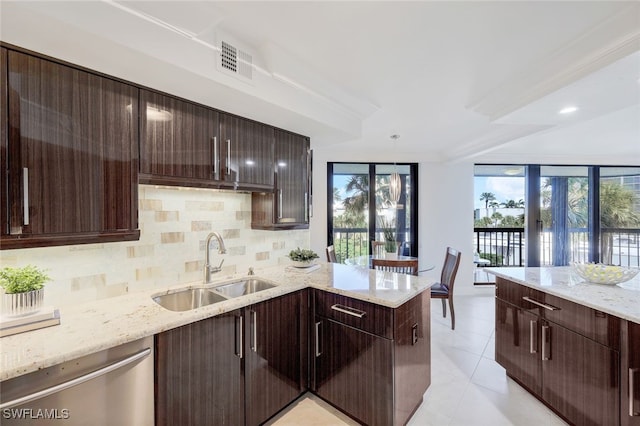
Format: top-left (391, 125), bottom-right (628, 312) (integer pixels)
top-left (23, 168), bottom-right (29, 225)
top-left (541, 325), bottom-right (551, 361)
top-left (0, 347), bottom-right (151, 409)
top-left (529, 320), bottom-right (537, 354)
top-left (315, 321), bottom-right (322, 357)
top-left (522, 296), bottom-right (560, 311)
top-left (331, 304), bottom-right (366, 318)
top-left (212, 137), bottom-right (219, 179)
top-left (631, 368), bottom-right (639, 416)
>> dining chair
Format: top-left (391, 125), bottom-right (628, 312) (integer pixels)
top-left (430, 247), bottom-right (462, 330)
top-left (371, 241), bottom-right (386, 257)
top-left (326, 245), bottom-right (338, 263)
top-left (372, 258), bottom-right (419, 275)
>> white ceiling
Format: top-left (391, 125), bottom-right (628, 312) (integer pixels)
top-left (1, 1), bottom-right (639, 164)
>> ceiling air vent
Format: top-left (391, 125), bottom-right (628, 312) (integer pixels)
top-left (219, 40), bottom-right (253, 81)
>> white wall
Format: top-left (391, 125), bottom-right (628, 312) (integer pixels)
top-left (310, 148), bottom-right (483, 295)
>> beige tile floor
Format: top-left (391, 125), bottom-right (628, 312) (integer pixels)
top-left (268, 292), bottom-right (568, 426)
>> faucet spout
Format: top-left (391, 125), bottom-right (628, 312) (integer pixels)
top-left (204, 232), bottom-right (227, 283)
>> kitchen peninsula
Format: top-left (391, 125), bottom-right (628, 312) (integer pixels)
top-left (486, 266), bottom-right (640, 426)
top-left (0, 263), bottom-right (432, 426)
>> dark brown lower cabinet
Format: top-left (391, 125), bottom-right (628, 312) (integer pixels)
top-left (245, 291), bottom-right (304, 426)
top-left (155, 310), bottom-right (244, 426)
top-left (495, 299), bottom-right (541, 395)
top-left (541, 320), bottom-right (619, 426)
top-left (313, 290), bottom-right (430, 426)
top-left (623, 321), bottom-right (640, 426)
top-left (155, 291), bottom-right (304, 426)
top-left (495, 278), bottom-right (621, 426)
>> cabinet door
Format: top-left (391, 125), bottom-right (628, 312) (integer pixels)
top-left (274, 129), bottom-right (309, 224)
top-left (245, 292), bottom-right (303, 426)
top-left (1, 47), bottom-right (7, 236)
top-left (155, 311), bottom-right (244, 426)
top-left (5, 50), bottom-right (138, 247)
top-left (219, 113), bottom-right (274, 189)
top-left (622, 321), bottom-right (640, 426)
top-left (542, 321), bottom-right (619, 426)
top-left (140, 90), bottom-right (219, 184)
top-left (495, 299), bottom-right (542, 395)
top-left (314, 317), bottom-right (394, 426)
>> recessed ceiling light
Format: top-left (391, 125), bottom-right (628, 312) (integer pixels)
top-left (558, 106), bottom-right (578, 115)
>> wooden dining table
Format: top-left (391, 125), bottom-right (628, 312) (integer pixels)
top-left (345, 255), bottom-right (435, 272)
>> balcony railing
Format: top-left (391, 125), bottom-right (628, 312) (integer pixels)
top-left (474, 227), bottom-right (640, 268)
top-left (331, 227), bottom-right (411, 264)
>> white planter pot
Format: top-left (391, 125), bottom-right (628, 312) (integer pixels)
top-left (2, 288), bottom-right (44, 317)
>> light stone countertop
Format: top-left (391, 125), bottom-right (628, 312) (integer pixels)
top-left (0, 262), bottom-right (433, 381)
top-left (485, 266), bottom-right (640, 323)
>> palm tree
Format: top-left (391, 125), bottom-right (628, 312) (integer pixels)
top-left (480, 192), bottom-right (496, 209)
top-left (600, 182), bottom-right (640, 263)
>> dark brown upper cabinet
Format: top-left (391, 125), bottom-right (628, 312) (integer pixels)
top-left (251, 130), bottom-right (310, 230)
top-left (219, 113), bottom-right (275, 191)
top-left (139, 90), bottom-right (221, 188)
top-left (1, 49), bottom-right (139, 249)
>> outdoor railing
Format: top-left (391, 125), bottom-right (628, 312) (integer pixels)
top-left (331, 227), bottom-right (368, 264)
top-left (474, 227), bottom-right (640, 268)
top-left (331, 227), bottom-right (411, 264)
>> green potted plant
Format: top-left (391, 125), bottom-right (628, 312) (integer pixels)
top-left (288, 247), bottom-right (319, 268)
top-left (0, 265), bottom-right (51, 316)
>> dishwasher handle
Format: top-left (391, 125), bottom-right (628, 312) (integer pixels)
top-left (0, 347), bottom-right (151, 409)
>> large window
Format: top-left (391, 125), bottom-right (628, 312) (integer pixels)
top-left (328, 163), bottom-right (418, 263)
top-left (474, 164), bottom-right (640, 276)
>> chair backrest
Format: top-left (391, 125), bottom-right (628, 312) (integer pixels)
top-left (326, 245), bottom-right (338, 263)
top-left (440, 247), bottom-right (462, 291)
top-left (371, 241), bottom-right (386, 257)
top-left (372, 258), bottom-right (419, 275)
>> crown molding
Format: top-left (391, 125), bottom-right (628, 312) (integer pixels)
top-left (467, 3), bottom-right (640, 121)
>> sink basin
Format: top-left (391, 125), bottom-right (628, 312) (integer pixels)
top-left (213, 279), bottom-right (276, 298)
top-left (153, 288), bottom-right (228, 312)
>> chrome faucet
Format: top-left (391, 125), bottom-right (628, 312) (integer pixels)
top-left (204, 232), bottom-right (227, 283)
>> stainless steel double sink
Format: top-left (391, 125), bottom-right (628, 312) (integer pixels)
top-left (153, 279), bottom-right (276, 312)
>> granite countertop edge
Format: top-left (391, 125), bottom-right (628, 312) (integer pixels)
top-left (0, 262), bottom-right (434, 381)
top-left (485, 266), bottom-right (640, 324)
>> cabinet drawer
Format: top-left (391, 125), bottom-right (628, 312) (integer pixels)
top-left (315, 290), bottom-right (393, 339)
top-left (496, 278), bottom-right (619, 349)
top-left (542, 292), bottom-right (619, 350)
top-left (496, 277), bottom-right (543, 307)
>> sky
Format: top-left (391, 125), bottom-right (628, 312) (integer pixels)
top-left (474, 177), bottom-right (525, 210)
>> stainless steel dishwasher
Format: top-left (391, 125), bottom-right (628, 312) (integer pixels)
top-left (0, 336), bottom-right (154, 425)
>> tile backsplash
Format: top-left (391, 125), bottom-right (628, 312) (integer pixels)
top-left (0, 185), bottom-right (310, 308)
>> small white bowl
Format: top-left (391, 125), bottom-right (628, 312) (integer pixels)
top-left (572, 263), bottom-right (639, 285)
top-left (290, 260), bottom-right (316, 268)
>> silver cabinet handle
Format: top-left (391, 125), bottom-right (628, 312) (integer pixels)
top-left (315, 321), bottom-right (322, 357)
top-left (529, 320), bottom-right (537, 354)
top-left (0, 347), bottom-right (151, 409)
top-left (331, 304), bottom-right (366, 318)
top-left (23, 167), bottom-right (29, 225)
top-left (278, 189), bottom-right (283, 219)
top-left (226, 139), bottom-right (231, 175)
top-left (522, 296), bottom-right (560, 311)
top-left (541, 325), bottom-right (550, 361)
top-left (304, 192), bottom-right (309, 222)
top-left (250, 310), bottom-right (257, 352)
top-left (212, 136), bottom-right (219, 179)
top-left (236, 314), bottom-right (243, 359)
top-left (631, 368), bottom-right (639, 416)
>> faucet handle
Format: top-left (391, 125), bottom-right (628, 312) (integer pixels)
top-left (248, 267), bottom-right (254, 276)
